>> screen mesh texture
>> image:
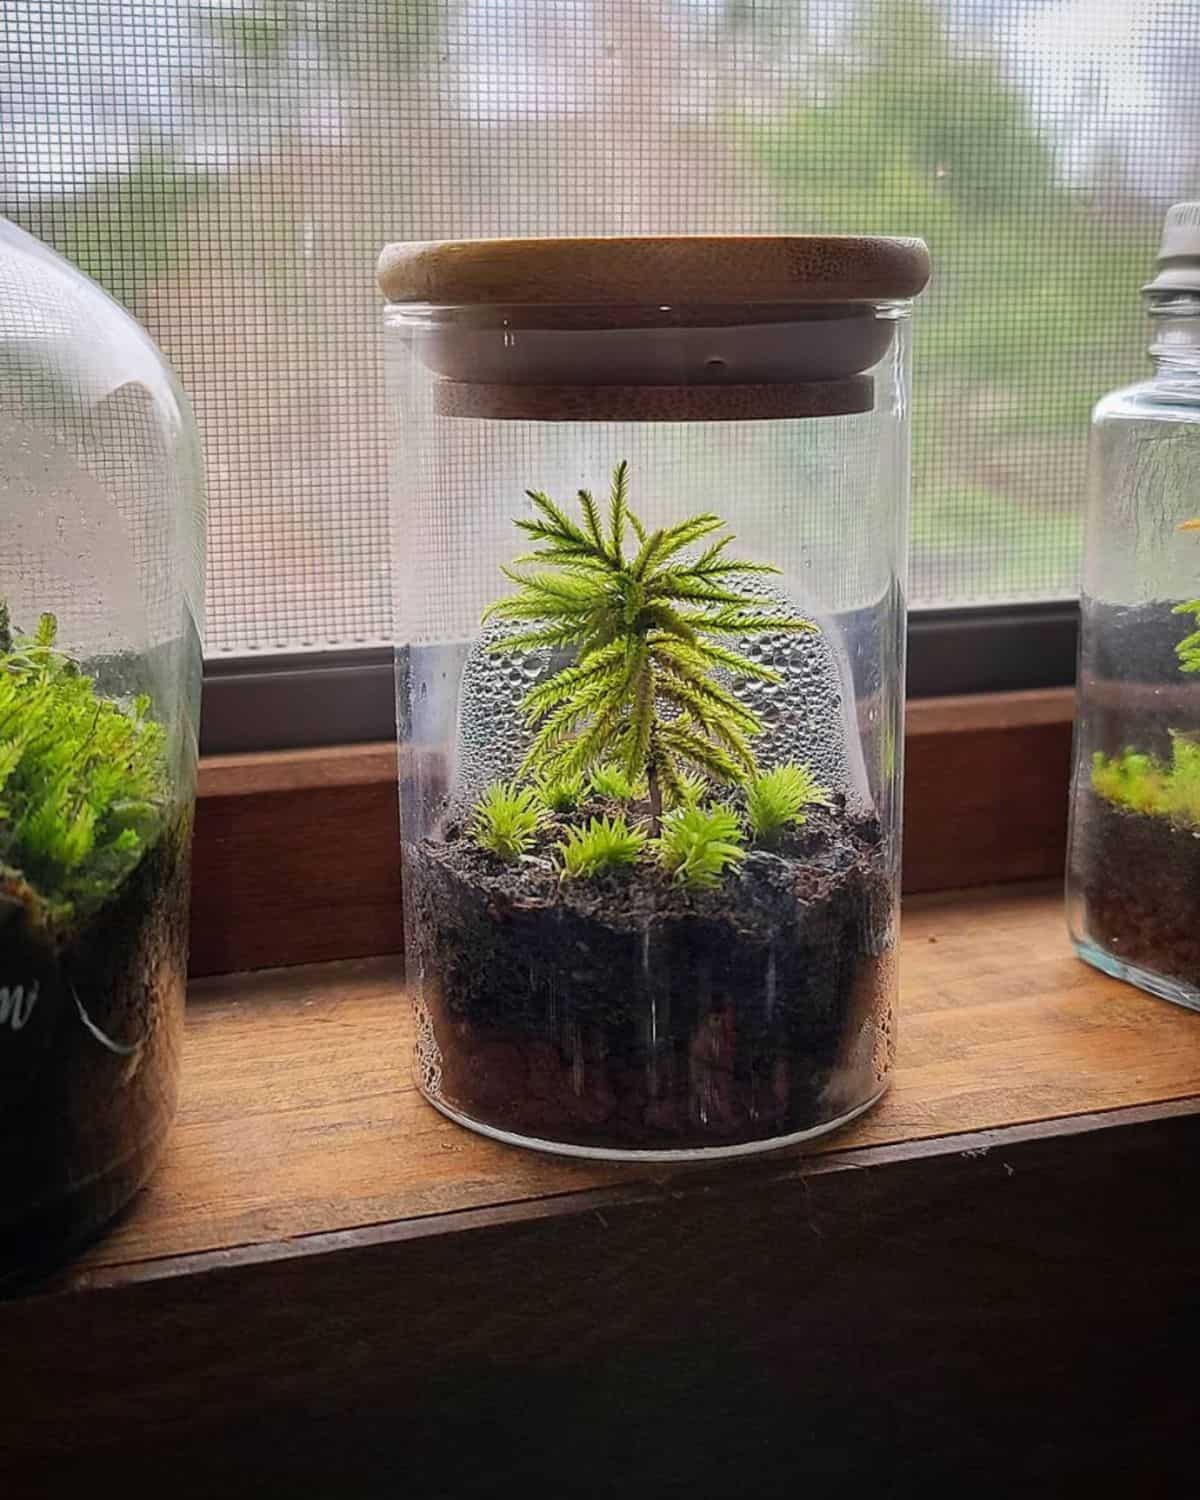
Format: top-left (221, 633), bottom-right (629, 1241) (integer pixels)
top-left (4, 0), bottom-right (1199, 653)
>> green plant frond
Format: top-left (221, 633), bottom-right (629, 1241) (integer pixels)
top-left (630, 528), bottom-right (668, 581)
top-left (655, 676), bottom-right (757, 753)
top-left (578, 488), bottom-right (605, 553)
top-left (1173, 599), bottom-right (1200, 674)
top-left (651, 516), bottom-right (726, 558)
top-left (497, 567), bottom-right (606, 610)
top-left (520, 642), bottom-right (628, 716)
top-left (657, 717), bottom-right (747, 785)
top-left (486, 621), bottom-right (588, 655)
top-left (608, 460), bottom-right (629, 565)
top-left (470, 782), bottom-right (544, 860)
top-left (511, 522), bottom-right (608, 564)
top-left (653, 636), bottom-right (781, 685)
top-left (626, 508), bottom-right (648, 547)
top-left (644, 574), bottom-right (754, 606)
top-left (656, 663), bottom-right (762, 731)
top-left (654, 803), bottom-right (746, 890)
top-left (688, 536), bottom-right (782, 578)
top-left (682, 606), bottom-right (815, 636)
top-left (746, 762), bottom-right (833, 845)
top-left (638, 602), bottom-right (699, 645)
top-left (510, 549), bottom-right (610, 575)
top-left (558, 815), bottom-right (647, 879)
top-left (524, 489), bottom-right (597, 552)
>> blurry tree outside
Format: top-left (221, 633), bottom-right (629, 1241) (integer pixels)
top-left (3, 0), bottom-right (1198, 650)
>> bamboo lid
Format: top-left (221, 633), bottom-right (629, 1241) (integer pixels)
top-left (378, 234), bottom-right (931, 307)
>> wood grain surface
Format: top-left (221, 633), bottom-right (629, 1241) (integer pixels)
top-left (69, 881), bottom-right (1200, 1278)
top-left (377, 233), bottom-right (932, 306)
top-left (4, 881), bottom-right (1197, 1497)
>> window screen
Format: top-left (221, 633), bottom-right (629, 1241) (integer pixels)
top-left (4, 0), bottom-right (1199, 654)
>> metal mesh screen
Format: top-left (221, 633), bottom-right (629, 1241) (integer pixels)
top-left (5, 0), bottom-right (1200, 653)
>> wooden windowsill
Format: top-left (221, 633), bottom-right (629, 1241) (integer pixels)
top-left (9, 879), bottom-right (1196, 1492)
top-left (50, 879), bottom-right (1200, 1279)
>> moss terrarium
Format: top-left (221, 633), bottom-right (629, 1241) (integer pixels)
top-left (1069, 522), bottom-right (1200, 1006)
top-left (1, 219), bottom-right (203, 1278)
top-left (1068, 202), bottom-right (1200, 1011)
top-left (382, 233), bottom-right (929, 1158)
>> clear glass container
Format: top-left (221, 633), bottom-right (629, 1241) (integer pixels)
top-left (381, 235), bottom-right (929, 1158)
top-left (0, 220), bottom-right (205, 1278)
top-left (1068, 206), bottom-right (1200, 1012)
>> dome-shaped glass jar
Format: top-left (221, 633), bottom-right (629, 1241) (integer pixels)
top-left (381, 234), bottom-right (929, 1159)
top-left (0, 220), bottom-right (205, 1278)
top-left (1068, 204), bottom-right (1200, 1011)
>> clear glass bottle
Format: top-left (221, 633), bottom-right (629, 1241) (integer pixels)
top-left (0, 220), bottom-right (205, 1278)
top-left (1068, 203), bottom-right (1200, 1011)
top-left (381, 235), bottom-right (929, 1158)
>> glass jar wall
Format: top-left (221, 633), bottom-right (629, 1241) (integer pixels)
top-left (1068, 205), bottom-right (1200, 1011)
top-left (382, 236), bottom-right (929, 1159)
top-left (0, 220), bottom-right (205, 1278)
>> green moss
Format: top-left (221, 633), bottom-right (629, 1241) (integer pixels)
top-left (0, 604), bottom-right (168, 931)
top-left (470, 782), bottom-right (543, 861)
top-left (558, 816), bottom-right (647, 880)
top-left (746, 762), bottom-right (833, 846)
top-left (1091, 738), bottom-right (1200, 830)
top-left (587, 763), bottom-right (647, 803)
top-left (654, 804), bottom-right (746, 892)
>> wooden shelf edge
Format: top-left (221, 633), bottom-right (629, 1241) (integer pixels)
top-left (44, 1093), bottom-right (1200, 1300)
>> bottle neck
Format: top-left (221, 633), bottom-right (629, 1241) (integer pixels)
top-left (1147, 293), bottom-right (1200, 375)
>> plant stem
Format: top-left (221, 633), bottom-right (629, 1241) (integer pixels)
top-left (647, 759), bottom-right (663, 836)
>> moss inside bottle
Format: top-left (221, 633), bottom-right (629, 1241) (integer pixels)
top-left (0, 219), bottom-right (204, 1280)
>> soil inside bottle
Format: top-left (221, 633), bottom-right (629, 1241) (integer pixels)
top-left (1075, 789), bottom-right (1200, 995)
top-left (411, 801), bottom-right (895, 1154)
top-left (0, 820), bottom-right (190, 1284)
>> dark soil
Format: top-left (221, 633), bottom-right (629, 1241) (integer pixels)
top-left (1073, 790), bottom-right (1200, 998)
top-left (410, 802), bottom-right (896, 1153)
top-left (0, 820), bottom-right (191, 1286)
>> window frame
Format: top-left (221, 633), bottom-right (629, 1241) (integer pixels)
top-left (199, 603), bottom-right (1080, 755)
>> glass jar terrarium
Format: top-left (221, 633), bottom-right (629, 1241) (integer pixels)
top-left (1, 220), bottom-right (205, 1277)
top-left (381, 234), bottom-right (929, 1158)
top-left (1068, 204), bottom-right (1200, 1011)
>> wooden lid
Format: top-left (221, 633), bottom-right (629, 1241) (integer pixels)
top-left (378, 235), bottom-right (931, 307)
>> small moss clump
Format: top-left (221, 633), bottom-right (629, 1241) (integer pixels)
top-left (745, 763), bottom-right (833, 846)
top-left (558, 816), bottom-right (647, 880)
top-left (533, 771), bottom-right (585, 814)
top-left (470, 782), bottom-right (544, 860)
top-left (587, 763), bottom-right (647, 803)
top-left (1091, 737), bottom-right (1200, 830)
top-left (654, 804), bottom-right (746, 891)
top-left (0, 604), bottom-right (168, 931)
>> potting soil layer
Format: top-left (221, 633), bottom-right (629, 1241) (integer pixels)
top-left (0, 821), bottom-right (191, 1283)
top-left (410, 805), bottom-right (896, 1154)
top-left (1073, 790), bottom-right (1200, 1001)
